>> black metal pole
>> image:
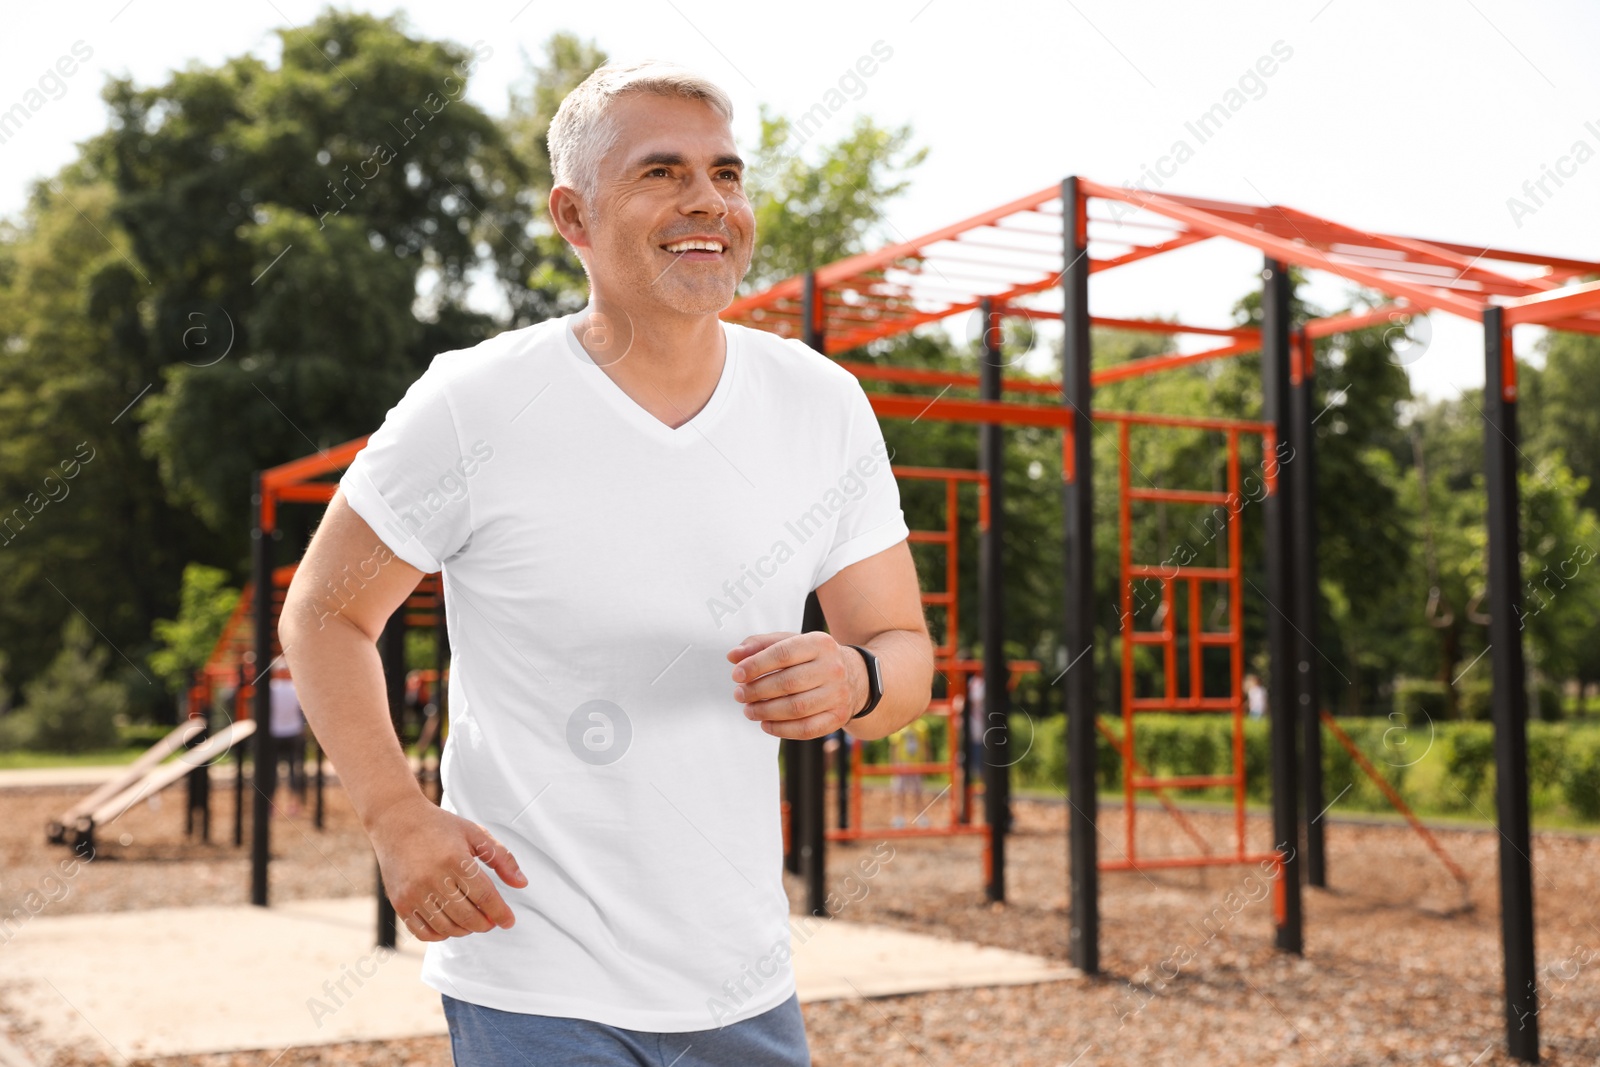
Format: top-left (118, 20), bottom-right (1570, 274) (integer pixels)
top-left (1261, 258), bottom-right (1304, 953)
top-left (782, 740), bottom-right (800, 875)
top-left (797, 270), bottom-right (831, 917)
top-left (376, 610), bottom-right (407, 949)
top-left (1289, 327), bottom-right (1326, 888)
top-left (250, 472), bottom-right (275, 907)
top-left (185, 676), bottom-right (210, 842)
top-left (835, 732), bottom-right (851, 830)
top-left (1483, 307), bottom-right (1538, 1061)
top-left (1061, 177), bottom-right (1099, 974)
top-left (979, 296), bottom-right (1010, 902)
top-left (433, 593), bottom-right (450, 805)
top-left (313, 734), bottom-right (325, 830)
top-left (799, 591), bottom-right (829, 918)
top-left (233, 664), bottom-right (246, 848)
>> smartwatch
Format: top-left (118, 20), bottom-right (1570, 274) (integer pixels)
top-left (847, 645), bottom-right (884, 720)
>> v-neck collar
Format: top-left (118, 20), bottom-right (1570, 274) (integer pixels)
top-left (562, 309), bottom-right (739, 446)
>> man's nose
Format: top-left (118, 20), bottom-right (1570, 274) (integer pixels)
top-left (680, 171), bottom-right (729, 217)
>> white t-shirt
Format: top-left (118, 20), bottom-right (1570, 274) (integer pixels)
top-left (339, 308), bottom-right (909, 1030)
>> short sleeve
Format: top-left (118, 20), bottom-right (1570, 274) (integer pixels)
top-left (812, 377), bottom-right (911, 590)
top-left (339, 358), bottom-right (476, 573)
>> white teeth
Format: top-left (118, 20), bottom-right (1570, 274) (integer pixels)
top-left (664, 240), bottom-right (724, 253)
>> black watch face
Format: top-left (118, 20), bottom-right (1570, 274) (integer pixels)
top-left (852, 647), bottom-right (882, 717)
top-left (862, 648), bottom-right (882, 704)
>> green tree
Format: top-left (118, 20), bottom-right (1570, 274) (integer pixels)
top-left (1518, 331), bottom-right (1600, 696)
top-left (90, 10), bottom-right (540, 534)
top-left (504, 33), bottom-right (609, 191)
top-left (149, 564), bottom-right (241, 693)
top-left (1403, 380), bottom-right (1600, 714)
top-left (744, 107), bottom-right (926, 291)
top-left (1219, 283), bottom-right (1417, 715)
top-left (1307, 314), bottom-right (1418, 715)
top-left (1401, 394), bottom-right (1490, 716)
top-left (5, 616), bottom-right (129, 752)
top-left (500, 31), bottom-right (608, 311)
top-left (0, 9), bottom-right (556, 712)
top-left (1515, 456), bottom-right (1600, 687)
top-left (0, 178), bottom-right (204, 714)
top-left (1524, 329), bottom-right (1600, 514)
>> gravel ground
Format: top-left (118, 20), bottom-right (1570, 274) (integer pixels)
top-left (4, 778), bottom-right (1600, 1066)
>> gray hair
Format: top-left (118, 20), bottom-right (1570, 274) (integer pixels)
top-left (547, 61), bottom-right (735, 207)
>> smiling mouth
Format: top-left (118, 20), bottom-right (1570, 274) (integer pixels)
top-left (660, 239), bottom-right (728, 256)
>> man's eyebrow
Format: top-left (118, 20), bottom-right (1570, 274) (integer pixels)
top-left (631, 151), bottom-right (745, 171)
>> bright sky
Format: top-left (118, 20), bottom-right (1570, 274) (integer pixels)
top-left (4, 0), bottom-right (1597, 400)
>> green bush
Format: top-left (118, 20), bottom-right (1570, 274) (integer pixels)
top-left (925, 714), bottom-right (949, 762)
top-left (1242, 718), bottom-right (1272, 801)
top-left (1011, 712), bottom-right (1063, 792)
top-left (1010, 711), bottom-right (1121, 794)
top-left (1003, 709), bottom-right (1600, 827)
top-left (1449, 680), bottom-right (1562, 722)
top-left (1537, 684), bottom-right (1564, 723)
top-left (0, 710), bottom-right (33, 750)
top-left (1321, 718), bottom-right (1361, 795)
top-left (1527, 723), bottom-right (1567, 811)
top-left (1395, 678), bottom-right (1449, 722)
top-left (1458, 679), bottom-right (1493, 721)
top-left (1442, 724), bottom-right (1496, 811)
top-left (1563, 731), bottom-right (1600, 821)
top-left (120, 723), bottom-right (177, 747)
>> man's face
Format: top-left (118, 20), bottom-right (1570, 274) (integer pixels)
top-left (579, 93), bottom-right (755, 316)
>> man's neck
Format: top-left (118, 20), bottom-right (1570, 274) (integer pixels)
top-left (572, 292), bottom-right (728, 428)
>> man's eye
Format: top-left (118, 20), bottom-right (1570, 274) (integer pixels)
top-left (719, 170), bottom-right (742, 181)
top-left (647, 167), bottom-right (669, 177)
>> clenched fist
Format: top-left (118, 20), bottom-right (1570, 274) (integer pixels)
top-left (728, 631), bottom-right (869, 740)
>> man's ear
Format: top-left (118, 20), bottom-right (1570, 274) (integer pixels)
top-left (549, 186), bottom-right (591, 253)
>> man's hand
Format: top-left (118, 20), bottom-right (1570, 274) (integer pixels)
top-left (727, 631), bottom-right (867, 739)
top-left (367, 793), bottom-right (529, 942)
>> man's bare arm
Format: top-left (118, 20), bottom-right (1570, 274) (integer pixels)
top-left (814, 540), bottom-right (934, 741)
top-left (279, 491), bottom-right (526, 940)
top-left (728, 541), bottom-right (934, 742)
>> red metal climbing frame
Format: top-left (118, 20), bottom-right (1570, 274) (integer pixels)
top-left (1103, 411), bottom-right (1281, 876)
top-left (194, 441), bottom-right (444, 721)
top-left (826, 464), bottom-right (1038, 844)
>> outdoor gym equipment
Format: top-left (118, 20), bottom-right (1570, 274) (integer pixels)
top-left (223, 174), bottom-right (1599, 1063)
top-left (721, 175), bottom-right (1600, 1063)
top-left (784, 464), bottom-right (1040, 888)
top-left (52, 720), bottom-right (256, 854)
top-left (46, 719), bottom-right (204, 845)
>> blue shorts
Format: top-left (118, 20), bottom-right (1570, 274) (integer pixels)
top-left (440, 992), bottom-right (810, 1066)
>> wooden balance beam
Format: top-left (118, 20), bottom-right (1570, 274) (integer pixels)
top-left (46, 719), bottom-right (204, 844)
top-left (69, 720), bottom-right (258, 852)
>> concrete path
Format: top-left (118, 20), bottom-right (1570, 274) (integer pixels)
top-left (0, 897), bottom-right (1077, 1061)
top-left (0, 765), bottom-right (152, 790)
top-left (0, 760), bottom-right (360, 793)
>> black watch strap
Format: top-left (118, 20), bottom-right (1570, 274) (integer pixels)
top-left (847, 644), bottom-right (884, 720)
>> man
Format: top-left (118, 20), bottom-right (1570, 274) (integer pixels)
top-left (280, 60), bottom-right (933, 1066)
top-left (1245, 672), bottom-right (1266, 719)
top-left (267, 663), bottom-right (306, 817)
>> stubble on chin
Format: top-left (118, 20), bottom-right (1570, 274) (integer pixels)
top-left (651, 257), bottom-right (749, 316)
